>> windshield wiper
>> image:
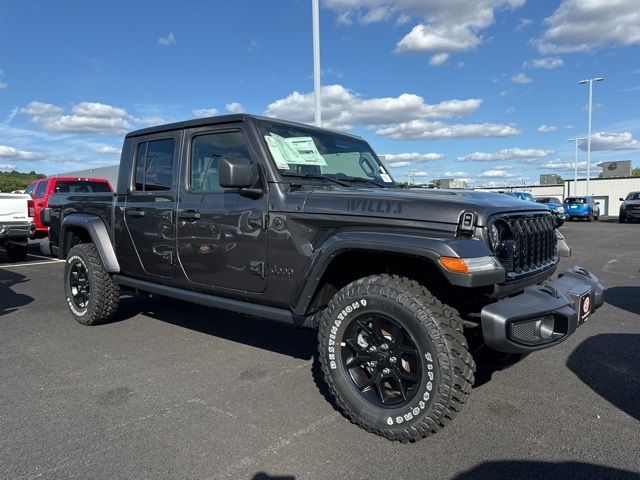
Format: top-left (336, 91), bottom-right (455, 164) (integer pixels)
top-left (338, 176), bottom-right (386, 188)
top-left (281, 172), bottom-right (352, 187)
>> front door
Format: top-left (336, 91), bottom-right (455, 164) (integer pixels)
top-left (123, 131), bottom-right (181, 279)
top-left (176, 126), bottom-right (268, 293)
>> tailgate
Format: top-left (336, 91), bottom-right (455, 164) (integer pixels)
top-left (0, 193), bottom-right (30, 222)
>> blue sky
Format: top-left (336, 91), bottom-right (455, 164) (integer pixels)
top-left (1, 0), bottom-right (639, 186)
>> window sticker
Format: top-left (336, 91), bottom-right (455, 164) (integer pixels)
top-left (264, 135), bottom-right (290, 169)
top-left (380, 173), bottom-right (393, 183)
top-left (265, 134), bottom-right (328, 167)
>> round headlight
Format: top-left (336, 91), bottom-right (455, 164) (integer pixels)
top-left (489, 223), bottom-right (500, 250)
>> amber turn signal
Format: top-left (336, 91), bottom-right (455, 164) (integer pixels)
top-left (438, 257), bottom-right (469, 273)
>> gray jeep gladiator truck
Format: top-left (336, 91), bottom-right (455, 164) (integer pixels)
top-left (44, 114), bottom-right (604, 442)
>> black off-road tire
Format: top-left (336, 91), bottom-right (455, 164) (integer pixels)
top-left (6, 243), bottom-right (28, 262)
top-left (318, 274), bottom-right (475, 442)
top-left (64, 243), bottom-right (119, 325)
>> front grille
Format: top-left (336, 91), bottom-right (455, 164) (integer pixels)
top-left (491, 213), bottom-right (557, 277)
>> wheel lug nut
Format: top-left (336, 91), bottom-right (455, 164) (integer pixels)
top-left (382, 368), bottom-right (390, 375)
top-left (368, 346), bottom-right (377, 352)
top-left (380, 343), bottom-right (388, 350)
top-left (389, 356), bottom-right (397, 364)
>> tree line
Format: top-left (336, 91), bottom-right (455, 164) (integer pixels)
top-left (0, 170), bottom-right (46, 193)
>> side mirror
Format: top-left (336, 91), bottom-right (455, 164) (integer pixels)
top-left (595, 201), bottom-right (600, 205)
top-left (619, 198), bottom-right (624, 201)
top-left (219, 156), bottom-right (254, 188)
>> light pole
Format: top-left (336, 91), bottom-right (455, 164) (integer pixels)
top-left (579, 76), bottom-right (603, 195)
top-left (567, 137), bottom-right (586, 195)
top-left (312, 0), bottom-right (321, 127)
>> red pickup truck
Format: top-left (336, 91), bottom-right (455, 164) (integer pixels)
top-left (25, 177), bottom-right (113, 238)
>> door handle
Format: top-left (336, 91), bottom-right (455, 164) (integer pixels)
top-left (177, 210), bottom-right (201, 221)
top-left (126, 209), bottom-right (146, 217)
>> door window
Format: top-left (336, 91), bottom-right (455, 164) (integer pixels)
top-left (189, 131), bottom-right (251, 192)
top-left (133, 138), bottom-right (175, 191)
top-left (24, 182), bottom-right (37, 197)
top-left (34, 181), bottom-right (48, 198)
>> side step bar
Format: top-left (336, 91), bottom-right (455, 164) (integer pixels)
top-left (113, 275), bottom-right (311, 327)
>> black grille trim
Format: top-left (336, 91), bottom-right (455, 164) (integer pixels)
top-left (490, 212), bottom-right (557, 279)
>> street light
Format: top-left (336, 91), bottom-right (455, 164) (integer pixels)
top-left (312, 0), bottom-right (321, 127)
top-left (579, 76), bottom-right (604, 195)
top-left (567, 137), bottom-right (586, 195)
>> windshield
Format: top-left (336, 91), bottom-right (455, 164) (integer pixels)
top-left (537, 197), bottom-right (559, 204)
top-left (257, 120), bottom-right (394, 186)
top-left (565, 197), bottom-right (587, 204)
top-left (626, 192), bottom-right (640, 201)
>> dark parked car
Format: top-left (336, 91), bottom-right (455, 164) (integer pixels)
top-left (619, 191), bottom-right (640, 223)
top-left (564, 196), bottom-right (600, 221)
top-left (536, 197), bottom-right (566, 227)
top-left (43, 114), bottom-right (604, 442)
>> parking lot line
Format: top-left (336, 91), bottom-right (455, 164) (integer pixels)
top-left (0, 259), bottom-right (65, 269)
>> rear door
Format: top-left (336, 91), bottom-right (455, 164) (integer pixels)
top-left (122, 131), bottom-right (182, 279)
top-left (176, 126), bottom-right (268, 293)
top-left (32, 180), bottom-right (49, 230)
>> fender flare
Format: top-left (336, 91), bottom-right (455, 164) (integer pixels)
top-left (292, 230), bottom-right (499, 316)
top-left (61, 213), bottom-right (120, 273)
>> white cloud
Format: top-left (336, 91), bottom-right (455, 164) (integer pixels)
top-left (579, 131), bottom-right (640, 151)
top-left (158, 32), bottom-right (176, 46)
top-left (442, 170), bottom-right (469, 177)
top-left (20, 101), bottom-right (131, 134)
top-left (524, 57), bottom-right (564, 69)
top-left (537, 124), bottom-right (558, 133)
top-left (511, 73), bottom-right (533, 84)
top-left (387, 161), bottom-right (411, 168)
top-left (325, 0), bottom-right (525, 58)
top-left (479, 169), bottom-right (517, 178)
top-left (458, 147), bottom-right (553, 162)
top-left (564, 125), bottom-right (574, 130)
top-left (376, 120), bottom-right (520, 140)
top-left (0, 163), bottom-right (16, 170)
top-left (95, 145), bottom-right (121, 155)
top-left (536, 0), bottom-right (640, 54)
top-left (192, 107), bottom-right (219, 117)
top-left (0, 145), bottom-right (44, 160)
top-left (516, 17), bottom-right (533, 30)
top-left (383, 152), bottom-right (444, 162)
top-left (429, 53), bottom-right (449, 66)
top-left (0, 70), bottom-right (7, 89)
top-left (225, 102), bottom-right (244, 113)
top-left (540, 159), bottom-right (598, 171)
top-left (266, 84), bottom-right (481, 130)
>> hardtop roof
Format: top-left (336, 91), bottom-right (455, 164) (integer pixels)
top-left (126, 114), bottom-right (364, 140)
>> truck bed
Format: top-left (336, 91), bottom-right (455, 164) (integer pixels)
top-left (47, 192), bottom-right (115, 249)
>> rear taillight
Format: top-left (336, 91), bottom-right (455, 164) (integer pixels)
top-left (28, 199), bottom-right (35, 218)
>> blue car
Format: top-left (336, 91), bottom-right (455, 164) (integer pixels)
top-left (536, 197), bottom-right (566, 227)
top-left (563, 196), bottom-right (600, 222)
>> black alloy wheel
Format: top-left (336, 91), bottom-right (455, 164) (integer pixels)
top-left (68, 258), bottom-right (91, 311)
top-left (341, 313), bottom-right (422, 408)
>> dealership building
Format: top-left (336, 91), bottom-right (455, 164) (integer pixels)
top-left (478, 175), bottom-right (640, 216)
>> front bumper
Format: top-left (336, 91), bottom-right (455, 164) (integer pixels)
top-left (0, 221), bottom-right (35, 241)
top-left (621, 209), bottom-right (640, 218)
top-left (481, 266), bottom-right (604, 353)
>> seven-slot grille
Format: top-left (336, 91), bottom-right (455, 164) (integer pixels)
top-left (493, 213), bottom-right (557, 276)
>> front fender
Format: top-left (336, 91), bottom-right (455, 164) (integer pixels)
top-left (292, 230), bottom-right (501, 315)
top-left (61, 213), bottom-right (120, 273)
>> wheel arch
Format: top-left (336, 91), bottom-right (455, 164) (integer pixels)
top-left (61, 214), bottom-right (120, 273)
top-left (293, 231), bottom-right (465, 317)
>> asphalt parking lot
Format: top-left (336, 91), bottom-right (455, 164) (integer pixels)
top-left (1, 219), bottom-right (639, 480)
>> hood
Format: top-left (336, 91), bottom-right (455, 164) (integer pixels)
top-left (302, 187), bottom-right (548, 226)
